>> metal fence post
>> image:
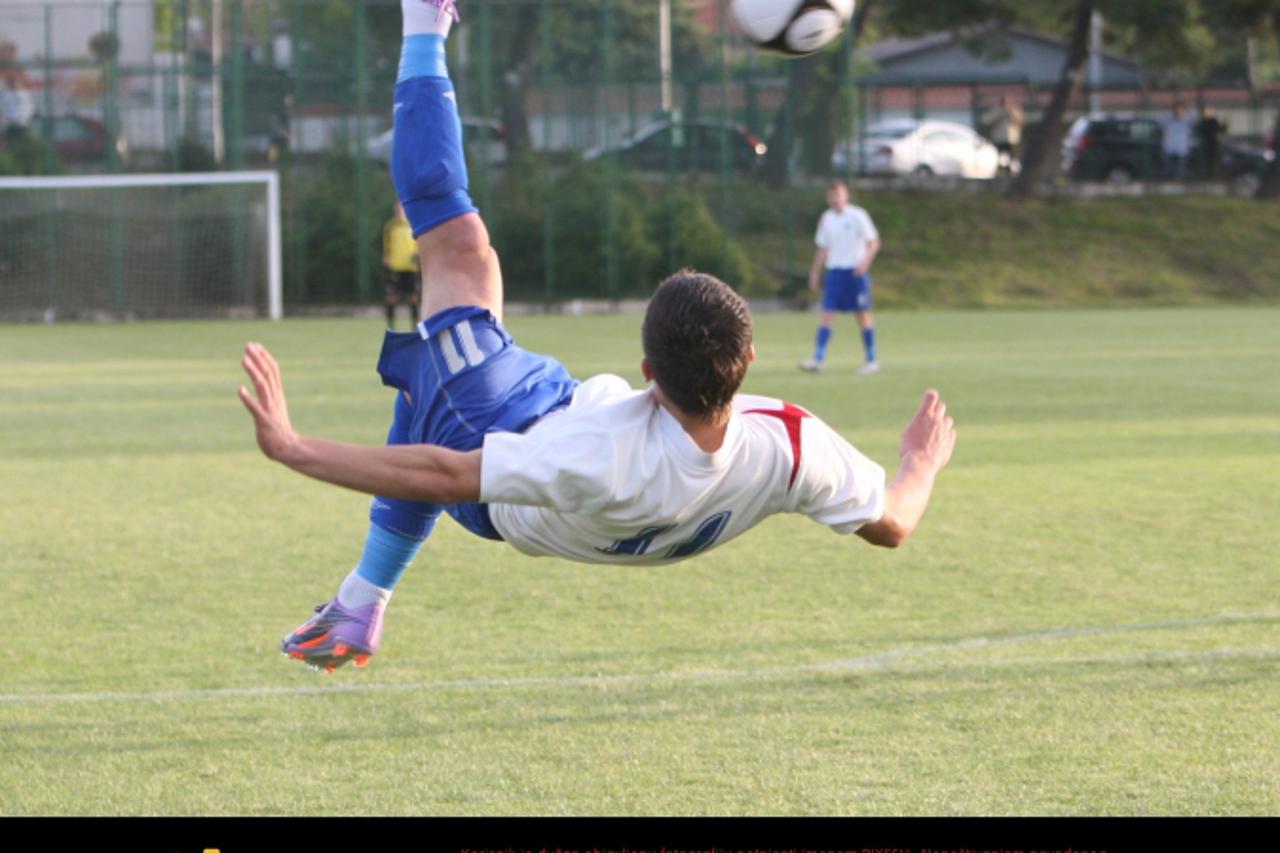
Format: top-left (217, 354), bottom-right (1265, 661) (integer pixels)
top-left (783, 61), bottom-right (794, 292)
top-left (229, 1), bottom-right (248, 307)
top-left (43, 3), bottom-right (57, 311)
top-left (108, 1), bottom-right (124, 310)
top-left (718, 3), bottom-right (730, 282)
top-left (603, 0), bottom-right (618, 301)
top-left (290, 0), bottom-right (307, 304)
top-left (42, 4), bottom-right (55, 174)
top-left (355, 0), bottom-right (371, 304)
top-left (477, 0), bottom-right (495, 232)
top-left (228, 0), bottom-right (245, 169)
top-left (540, 0), bottom-right (555, 305)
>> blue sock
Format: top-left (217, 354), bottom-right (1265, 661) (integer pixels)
top-left (393, 35), bottom-right (478, 236)
top-left (862, 327), bottom-right (877, 363)
top-left (815, 327), bottom-right (833, 362)
top-left (359, 397), bottom-right (433, 590)
top-left (354, 523), bottom-right (424, 591)
top-left (397, 33), bottom-right (448, 83)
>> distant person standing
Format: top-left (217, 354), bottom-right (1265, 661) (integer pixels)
top-left (984, 94), bottom-right (1024, 174)
top-left (800, 181), bottom-right (882, 375)
top-left (382, 202), bottom-right (421, 329)
top-left (0, 72), bottom-right (34, 145)
top-left (1162, 103), bottom-right (1193, 180)
top-left (1194, 105), bottom-right (1226, 180)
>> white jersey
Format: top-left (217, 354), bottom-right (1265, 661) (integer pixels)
top-left (815, 205), bottom-right (879, 270)
top-left (479, 374), bottom-right (886, 564)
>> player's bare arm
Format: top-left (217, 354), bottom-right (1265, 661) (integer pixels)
top-left (857, 389), bottom-right (956, 549)
top-left (856, 237), bottom-right (882, 277)
top-left (809, 246), bottom-right (829, 291)
top-left (238, 342), bottom-right (481, 504)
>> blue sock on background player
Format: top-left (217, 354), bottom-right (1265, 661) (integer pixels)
top-left (862, 327), bottom-right (877, 363)
top-left (814, 327), bottom-right (832, 363)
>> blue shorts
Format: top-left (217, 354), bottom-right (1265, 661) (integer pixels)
top-left (822, 268), bottom-right (872, 313)
top-left (375, 305), bottom-right (579, 540)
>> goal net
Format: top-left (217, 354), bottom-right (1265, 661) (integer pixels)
top-left (0, 171), bottom-right (282, 322)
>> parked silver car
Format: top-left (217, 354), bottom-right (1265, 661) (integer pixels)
top-left (834, 119), bottom-right (1000, 178)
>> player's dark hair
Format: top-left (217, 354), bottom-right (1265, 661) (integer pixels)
top-left (642, 270), bottom-right (753, 420)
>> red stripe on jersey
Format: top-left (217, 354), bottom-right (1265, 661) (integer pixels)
top-left (743, 402), bottom-right (811, 491)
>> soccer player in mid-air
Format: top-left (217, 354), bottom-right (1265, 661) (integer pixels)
top-left (239, 0), bottom-right (956, 673)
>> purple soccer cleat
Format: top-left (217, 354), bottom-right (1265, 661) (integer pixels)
top-left (281, 597), bottom-right (385, 673)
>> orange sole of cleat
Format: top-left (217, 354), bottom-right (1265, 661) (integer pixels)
top-left (353, 654), bottom-right (371, 668)
top-left (333, 643), bottom-right (349, 657)
top-left (295, 631), bottom-right (333, 650)
top-left (289, 651), bottom-right (305, 660)
top-left (325, 664), bottom-right (337, 673)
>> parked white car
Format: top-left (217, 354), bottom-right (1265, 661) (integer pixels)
top-left (834, 119), bottom-right (1000, 178)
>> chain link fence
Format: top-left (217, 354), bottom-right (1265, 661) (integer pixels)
top-left (2, 0), bottom-right (1276, 315)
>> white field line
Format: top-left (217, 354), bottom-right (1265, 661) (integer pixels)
top-left (1, 612), bottom-right (1276, 706)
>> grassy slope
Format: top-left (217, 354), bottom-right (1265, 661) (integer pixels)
top-left (1, 310), bottom-right (1278, 815)
top-left (714, 185), bottom-right (1280, 306)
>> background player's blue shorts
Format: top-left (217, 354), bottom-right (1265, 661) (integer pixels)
top-left (822, 268), bottom-right (873, 312)
top-left (375, 305), bottom-right (579, 539)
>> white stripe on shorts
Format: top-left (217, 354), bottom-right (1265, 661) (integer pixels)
top-left (454, 319), bottom-right (487, 368)
top-left (436, 328), bottom-right (467, 374)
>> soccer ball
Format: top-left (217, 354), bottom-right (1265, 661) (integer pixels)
top-left (729, 0), bottom-right (855, 57)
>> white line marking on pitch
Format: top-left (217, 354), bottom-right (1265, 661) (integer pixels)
top-left (1, 611), bottom-right (1276, 706)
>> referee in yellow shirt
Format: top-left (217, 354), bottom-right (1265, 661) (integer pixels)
top-left (382, 203), bottom-right (421, 329)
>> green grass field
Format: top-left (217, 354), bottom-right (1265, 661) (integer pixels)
top-left (1, 308), bottom-right (1277, 816)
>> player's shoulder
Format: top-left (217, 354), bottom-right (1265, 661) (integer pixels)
top-left (734, 394), bottom-right (821, 438)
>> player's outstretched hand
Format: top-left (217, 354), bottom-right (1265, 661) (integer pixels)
top-left (900, 389), bottom-right (956, 472)
top-left (238, 342), bottom-right (299, 462)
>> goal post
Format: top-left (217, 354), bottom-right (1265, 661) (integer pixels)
top-left (0, 171), bottom-right (283, 322)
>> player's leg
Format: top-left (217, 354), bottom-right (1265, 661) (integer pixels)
top-left (801, 310), bottom-right (836, 373)
top-left (282, 2), bottom-right (472, 672)
top-left (392, 1), bottom-right (503, 320)
top-left (281, 390), bottom-right (443, 671)
top-left (801, 270), bottom-right (847, 372)
top-left (385, 273), bottom-right (399, 329)
top-left (854, 274), bottom-right (879, 374)
top-left (284, 4), bottom-right (578, 674)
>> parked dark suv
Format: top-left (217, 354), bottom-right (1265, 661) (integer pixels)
top-left (1062, 115), bottom-right (1272, 190)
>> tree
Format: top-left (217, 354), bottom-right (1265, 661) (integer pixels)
top-left (475, 0), bottom-right (711, 158)
top-left (758, 0), bottom-right (876, 188)
top-left (882, 0), bottom-right (1236, 199)
top-left (1006, 2), bottom-right (1092, 198)
top-left (1200, 0), bottom-right (1280, 198)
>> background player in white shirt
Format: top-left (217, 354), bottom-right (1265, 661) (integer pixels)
top-left (238, 1), bottom-right (956, 673)
top-left (801, 181), bottom-right (882, 375)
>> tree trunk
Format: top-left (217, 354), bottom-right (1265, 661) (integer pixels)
top-left (801, 0), bottom-right (873, 176)
top-left (758, 1), bottom-right (873, 189)
top-left (1256, 110), bottom-right (1280, 199)
top-left (758, 54), bottom-right (820, 189)
top-left (499, 6), bottom-right (540, 159)
top-left (1006, 1), bottom-right (1094, 200)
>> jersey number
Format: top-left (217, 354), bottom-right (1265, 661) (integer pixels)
top-left (598, 512), bottom-right (732, 560)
